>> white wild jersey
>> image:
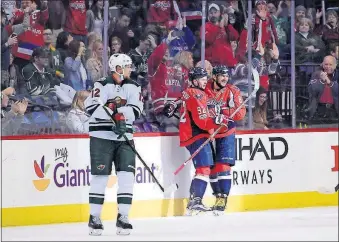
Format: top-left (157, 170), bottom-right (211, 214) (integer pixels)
top-left (84, 76), bottom-right (143, 141)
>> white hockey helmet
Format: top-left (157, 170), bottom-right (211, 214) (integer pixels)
top-left (108, 54), bottom-right (132, 73)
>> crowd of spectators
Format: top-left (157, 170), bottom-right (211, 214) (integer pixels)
top-left (1, 0), bottom-right (338, 136)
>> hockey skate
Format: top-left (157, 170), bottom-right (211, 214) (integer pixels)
top-left (88, 215), bottom-right (104, 236)
top-left (185, 197), bottom-right (212, 216)
top-left (212, 193), bottom-right (228, 216)
top-left (116, 213), bottom-right (133, 235)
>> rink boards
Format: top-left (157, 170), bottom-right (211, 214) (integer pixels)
top-left (1, 129), bottom-right (338, 227)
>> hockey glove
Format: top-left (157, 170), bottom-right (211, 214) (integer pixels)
top-left (215, 114), bottom-right (234, 127)
top-left (163, 100), bottom-right (179, 118)
top-left (112, 113), bottom-right (127, 138)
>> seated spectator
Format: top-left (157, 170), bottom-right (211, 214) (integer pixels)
top-left (64, 39), bottom-right (91, 91)
top-left (252, 87), bottom-right (284, 130)
top-left (109, 36), bottom-right (123, 54)
top-left (295, 17), bottom-right (325, 64)
top-left (314, 10), bottom-right (339, 48)
top-left (66, 90), bottom-right (90, 133)
top-left (43, 28), bottom-right (64, 81)
top-left (86, 39), bottom-right (105, 83)
top-left (1, 86), bottom-right (28, 136)
top-left (307, 55), bottom-right (339, 119)
top-left (56, 31), bottom-right (73, 63)
top-left (22, 47), bottom-right (59, 96)
top-left (127, 34), bottom-right (152, 82)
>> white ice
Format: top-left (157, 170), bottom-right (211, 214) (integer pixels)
top-left (2, 207), bottom-right (338, 241)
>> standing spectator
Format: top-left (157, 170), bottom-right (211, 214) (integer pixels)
top-left (1, 6), bottom-right (29, 88)
top-left (63, 0), bottom-right (88, 44)
top-left (267, 2), bottom-right (288, 47)
top-left (329, 43), bottom-right (339, 64)
top-left (314, 10), bottom-right (339, 50)
top-left (66, 90), bottom-right (90, 133)
top-left (86, 40), bottom-right (105, 83)
top-left (64, 39), bottom-right (91, 91)
top-left (1, 87), bottom-right (28, 136)
top-left (307, 56), bottom-right (339, 118)
top-left (86, 0), bottom-right (104, 38)
top-left (295, 17), bottom-right (325, 64)
top-left (43, 28), bottom-right (64, 81)
top-left (21, 47), bottom-right (59, 96)
top-left (46, 0), bottom-right (65, 46)
top-left (144, 0), bottom-right (176, 24)
top-left (127, 34), bottom-right (151, 82)
top-left (2, 53), bottom-right (22, 92)
top-left (56, 31), bottom-right (74, 63)
top-left (202, 3), bottom-right (238, 67)
top-left (11, 0), bottom-right (49, 70)
top-left (85, 32), bottom-right (101, 60)
top-left (109, 7), bottom-right (137, 53)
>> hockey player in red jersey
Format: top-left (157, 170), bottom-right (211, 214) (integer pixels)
top-left (205, 65), bottom-right (246, 215)
top-left (179, 67), bottom-right (231, 215)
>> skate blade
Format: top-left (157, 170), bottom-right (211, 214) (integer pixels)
top-left (185, 209), bottom-right (212, 216)
top-left (213, 210), bottom-right (225, 216)
top-left (89, 228), bottom-right (103, 236)
top-left (116, 227), bottom-right (131, 236)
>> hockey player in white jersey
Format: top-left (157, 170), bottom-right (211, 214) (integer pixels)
top-left (84, 54), bottom-right (143, 236)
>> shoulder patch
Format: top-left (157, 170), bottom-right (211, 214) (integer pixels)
top-left (96, 76), bottom-right (113, 86)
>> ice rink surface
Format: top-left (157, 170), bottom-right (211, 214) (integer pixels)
top-left (2, 206), bottom-right (338, 241)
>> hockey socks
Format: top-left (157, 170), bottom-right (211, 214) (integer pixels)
top-left (190, 175), bottom-right (209, 198)
top-left (209, 173), bottom-right (221, 195)
top-left (117, 171), bottom-right (134, 216)
top-left (89, 175), bottom-right (109, 217)
top-left (218, 171), bottom-right (232, 196)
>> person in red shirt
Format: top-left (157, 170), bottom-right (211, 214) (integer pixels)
top-left (202, 3), bottom-right (238, 67)
top-left (63, 0), bottom-right (87, 44)
top-left (179, 67), bottom-right (230, 215)
top-left (204, 65), bottom-right (246, 215)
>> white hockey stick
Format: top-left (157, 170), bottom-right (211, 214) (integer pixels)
top-left (317, 184), bottom-right (339, 194)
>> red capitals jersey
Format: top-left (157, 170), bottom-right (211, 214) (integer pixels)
top-left (148, 43), bottom-right (189, 114)
top-left (205, 80), bottom-right (246, 138)
top-left (179, 87), bottom-right (219, 147)
top-left (64, 0), bottom-right (87, 35)
top-left (145, 0), bottom-right (175, 24)
top-left (11, 9), bottom-right (48, 60)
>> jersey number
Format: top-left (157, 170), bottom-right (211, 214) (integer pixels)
top-left (180, 101), bottom-right (186, 123)
top-left (92, 88), bottom-right (100, 98)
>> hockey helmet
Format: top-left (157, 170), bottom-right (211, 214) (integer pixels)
top-left (212, 65), bottom-right (229, 76)
top-left (189, 67), bottom-right (208, 82)
top-left (108, 54), bottom-right (132, 73)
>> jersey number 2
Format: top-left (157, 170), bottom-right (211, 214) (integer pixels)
top-left (180, 101), bottom-right (186, 123)
top-left (92, 88), bottom-right (100, 98)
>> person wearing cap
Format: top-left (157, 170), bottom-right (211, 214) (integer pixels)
top-left (201, 3), bottom-right (238, 67)
top-left (1, 6), bottom-right (30, 87)
top-left (21, 47), bottom-right (59, 96)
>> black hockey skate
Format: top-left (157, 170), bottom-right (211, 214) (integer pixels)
top-left (116, 213), bottom-right (133, 235)
top-left (212, 193), bottom-right (228, 216)
top-left (185, 197), bottom-right (212, 216)
top-left (88, 215), bottom-right (104, 236)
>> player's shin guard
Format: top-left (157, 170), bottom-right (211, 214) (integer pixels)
top-left (89, 175), bottom-right (108, 235)
top-left (116, 171), bottom-right (134, 235)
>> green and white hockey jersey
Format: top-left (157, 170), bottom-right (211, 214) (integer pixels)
top-left (84, 76), bottom-right (143, 141)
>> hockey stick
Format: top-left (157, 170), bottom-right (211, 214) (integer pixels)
top-left (173, 77), bottom-right (260, 176)
top-left (317, 184), bottom-right (339, 194)
top-left (101, 105), bottom-right (179, 195)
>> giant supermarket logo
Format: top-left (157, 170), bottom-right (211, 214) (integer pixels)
top-left (32, 153), bottom-right (158, 192)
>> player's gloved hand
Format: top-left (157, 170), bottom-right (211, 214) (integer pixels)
top-left (112, 113), bottom-right (127, 138)
top-left (163, 101), bottom-right (178, 118)
top-left (214, 114), bottom-right (234, 127)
